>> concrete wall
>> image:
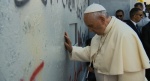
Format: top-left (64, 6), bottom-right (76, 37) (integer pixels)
top-left (0, 0), bottom-right (89, 81)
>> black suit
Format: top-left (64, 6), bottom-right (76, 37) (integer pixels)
top-left (125, 20), bottom-right (141, 40)
top-left (141, 22), bottom-right (150, 59)
top-left (141, 22), bottom-right (150, 81)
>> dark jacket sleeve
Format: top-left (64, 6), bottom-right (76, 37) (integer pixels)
top-left (141, 23), bottom-right (150, 59)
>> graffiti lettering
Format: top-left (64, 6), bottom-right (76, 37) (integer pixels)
top-left (62, 0), bottom-right (65, 8)
top-left (72, 0), bottom-right (75, 9)
top-left (50, 0), bottom-right (52, 5)
top-left (14, 0), bottom-right (30, 7)
top-left (41, 0), bottom-right (47, 6)
top-left (68, 0), bottom-right (72, 12)
top-left (76, 6), bottom-right (82, 20)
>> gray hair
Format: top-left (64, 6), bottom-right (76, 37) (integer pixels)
top-left (91, 10), bottom-right (109, 19)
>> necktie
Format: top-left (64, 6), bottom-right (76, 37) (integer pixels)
top-left (136, 24), bottom-right (141, 34)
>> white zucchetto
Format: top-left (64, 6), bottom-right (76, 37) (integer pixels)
top-left (84, 3), bottom-right (106, 14)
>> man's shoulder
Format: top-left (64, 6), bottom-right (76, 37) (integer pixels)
top-left (124, 20), bottom-right (130, 23)
top-left (123, 20), bottom-right (130, 23)
top-left (142, 22), bottom-right (150, 31)
top-left (124, 20), bottom-right (133, 25)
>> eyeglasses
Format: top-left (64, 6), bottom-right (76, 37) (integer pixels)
top-left (116, 15), bottom-right (123, 17)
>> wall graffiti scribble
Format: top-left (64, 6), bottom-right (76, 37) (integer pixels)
top-left (30, 61), bottom-right (44, 81)
top-left (72, 0), bottom-right (75, 9)
top-left (41, 0), bottom-right (47, 6)
top-left (68, 0), bottom-right (72, 12)
top-left (76, 6), bottom-right (82, 20)
top-left (50, 0), bottom-right (52, 5)
top-left (1, 0), bottom-right (88, 80)
top-left (14, 0), bottom-right (30, 7)
top-left (20, 78), bottom-right (24, 81)
top-left (68, 62), bottom-right (83, 81)
top-left (62, 0), bottom-right (65, 8)
top-left (66, 0), bottom-right (68, 5)
top-left (80, 6), bottom-right (82, 19)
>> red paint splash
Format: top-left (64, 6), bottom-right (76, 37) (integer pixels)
top-left (68, 62), bottom-right (83, 81)
top-left (30, 61), bottom-right (44, 81)
top-left (74, 71), bottom-right (77, 81)
top-left (20, 78), bottom-right (24, 81)
top-left (69, 75), bottom-right (71, 81)
top-left (77, 63), bottom-right (82, 76)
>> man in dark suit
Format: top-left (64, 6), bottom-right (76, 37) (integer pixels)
top-left (125, 8), bottom-right (143, 40)
top-left (142, 22), bottom-right (150, 60)
top-left (134, 2), bottom-right (150, 31)
top-left (141, 22), bottom-right (150, 81)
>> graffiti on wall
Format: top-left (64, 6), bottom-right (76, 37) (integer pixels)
top-left (62, 0), bottom-right (65, 8)
top-left (30, 61), bottom-right (44, 81)
top-left (11, 0), bottom-right (88, 80)
top-left (20, 61), bottom-right (44, 81)
top-left (41, 0), bottom-right (47, 6)
top-left (14, 0), bottom-right (30, 7)
top-left (68, 62), bottom-right (83, 81)
top-left (14, 0), bottom-right (86, 20)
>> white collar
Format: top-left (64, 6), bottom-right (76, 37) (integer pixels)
top-left (130, 20), bottom-right (137, 26)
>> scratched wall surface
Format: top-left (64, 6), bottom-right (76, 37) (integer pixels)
top-left (0, 0), bottom-right (88, 81)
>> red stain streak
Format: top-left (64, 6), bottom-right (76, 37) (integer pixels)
top-left (74, 71), bottom-right (77, 81)
top-left (68, 62), bottom-right (83, 81)
top-left (30, 61), bottom-right (44, 81)
top-left (77, 63), bottom-right (82, 76)
top-left (69, 75), bottom-right (71, 81)
top-left (20, 78), bottom-right (24, 81)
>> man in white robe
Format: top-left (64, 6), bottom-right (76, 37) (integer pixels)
top-left (64, 3), bottom-right (150, 81)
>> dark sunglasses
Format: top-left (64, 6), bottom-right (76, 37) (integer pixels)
top-left (116, 15), bottom-right (123, 17)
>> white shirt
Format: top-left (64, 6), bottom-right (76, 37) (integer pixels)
top-left (137, 16), bottom-right (150, 31)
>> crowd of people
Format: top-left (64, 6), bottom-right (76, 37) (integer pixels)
top-left (64, 2), bottom-right (150, 81)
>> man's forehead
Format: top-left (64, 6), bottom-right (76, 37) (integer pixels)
top-left (84, 14), bottom-right (94, 24)
top-left (84, 13), bottom-right (92, 19)
top-left (117, 12), bottom-right (123, 14)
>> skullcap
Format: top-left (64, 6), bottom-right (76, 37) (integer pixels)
top-left (84, 3), bottom-right (106, 13)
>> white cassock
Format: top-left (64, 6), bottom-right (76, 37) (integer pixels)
top-left (69, 16), bottom-right (150, 81)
